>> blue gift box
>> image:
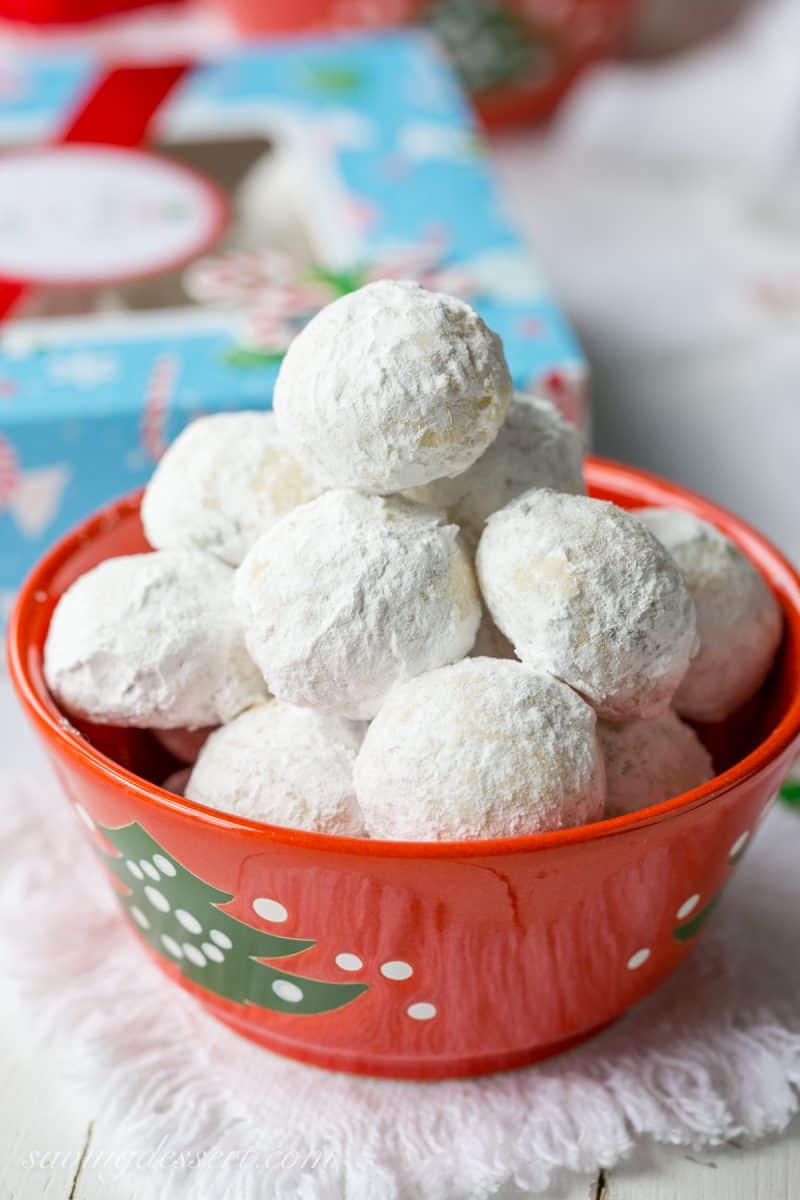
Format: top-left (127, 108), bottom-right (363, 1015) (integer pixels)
top-left (0, 31), bottom-right (586, 623)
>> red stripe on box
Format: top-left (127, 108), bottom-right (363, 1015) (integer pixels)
top-left (59, 62), bottom-right (191, 146)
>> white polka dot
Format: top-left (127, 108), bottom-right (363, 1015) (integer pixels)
top-left (272, 979), bottom-right (303, 1004)
top-left (130, 906), bottom-right (150, 930)
top-left (627, 948), bottom-right (651, 970)
top-left (380, 960), bottom-right (413, 981)
top-left (202, 942), bottom-right (225, 963)
top-left (729, 831), bottom-right (750, 860)
top-left (74, 804), bottom-right (95, 830)
top-left (153, 854), bottom-right (177, 877)
top-left (126, 860), bottom-right (144, 880)
top-left (175, 909), bottom-right (202, 935)
top-left (407, 1002), bottom-right (437, 1021)
top-left (253, 897), bottom-right (288, 923)
top-left (144, 885), bottom-right (170, 913)
top-left (183, 944), bottom-right (207, 967)
top-left (676, 894), bottom-right (700, 920)
top-left (161, 934), bottom-right (182, 958)
top-left (209, 929), bottom-right (232, 949)
top-left (140, 860), bottom-right (160, 881)
top-left (335, 953), bottom-right (363, 972)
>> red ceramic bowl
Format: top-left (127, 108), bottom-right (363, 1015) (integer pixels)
top-left (8, 458), bottom-right (800, 1080)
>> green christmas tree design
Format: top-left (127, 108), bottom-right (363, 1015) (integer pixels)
top-left (779, 760), bottom-right (800, 810)
top-left (98, 821), bottom-right (367, 1017)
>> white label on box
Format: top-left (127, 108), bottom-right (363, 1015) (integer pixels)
top-left (0, 145), bottom-right (227, 286)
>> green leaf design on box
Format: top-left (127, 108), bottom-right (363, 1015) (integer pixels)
top-left (306, 65), bottom-right (364, 96)
top-left (223, 346), bottom-right (286, 369)
top-left (98, 821), bottom-right (367, 1017)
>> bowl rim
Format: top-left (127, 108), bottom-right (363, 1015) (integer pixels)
top-left (8, 454), bottom-right (800, 860)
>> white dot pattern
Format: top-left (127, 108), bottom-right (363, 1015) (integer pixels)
top-left (161, 934), bottom-right (183, 958)
top-left (272, 979), bottom-right (303, 1004)
top-left (144, 885), bottom-right (170, 913)
top-left (141, 860), bottom-right (160, 881)
top-left (380, 961), bottom-right (413, 981)
top-left (183, 944), bottom-right (207, 967)
top-left (202, 942), bottom-right (225, 963)
top-left (130, 906), bottom-right (150, 930)
top-left (407, 1002), bottom-right (437, 1021)
top-left (253, 897), bottom-right (288, 923)
top-left (176, 909), bottom-right (203, 935)
top-left (126, 860), bottom-right (144, 881)
top-left (153, 854), bottom-right (177, 877)
top-left (676, 894), bottom-right (700, 920)
top-left (729, 831), bottom-right (750, 860)
top-left (335, 954), bottom-right (363, 972)
top-left (209, 929), bottom-right (232, 949)
top-left (627, 948), bottom-right (651, 970)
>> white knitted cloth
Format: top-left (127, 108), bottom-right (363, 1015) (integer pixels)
top-left (0, 677), bottom-right (798, 1200)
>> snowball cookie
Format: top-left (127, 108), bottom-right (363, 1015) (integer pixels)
top-left (406, 393), bottom-right (584, 539)
top-left (141, 411), bottom-right (320, 566)
top-left (476, 491), bottom-right (697, 721)
top-left (235, 490), bottom-right (481, 719)
top-left (636, 507), bottom-right (783, 722)
top-left (273, 280), bottom-right (512, 493)
top-left (152, 726), bottom-right (215, 765)
top-left (185, 702), bottom-right (366, 836)
top-left (45, 550), bottom-right (266, 729)
top-left (355, 658), bottom-right (606, 841)
top-left (599, 710), bottom-right (714, 816)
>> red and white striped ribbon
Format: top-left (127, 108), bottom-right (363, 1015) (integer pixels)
top-left (0, 433), bottom-right (20, 509)
top-left (141, 354), bottom-right (178, 462)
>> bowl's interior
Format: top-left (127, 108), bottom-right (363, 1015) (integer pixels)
top-left (10, 457), bottom-right (800, 849)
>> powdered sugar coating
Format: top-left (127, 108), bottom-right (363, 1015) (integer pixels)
top-left (185, 702), bottom-right (366, 835)
top-left (636, 507), bottom-right (783, 721)
top-left (406, 393), bottom-right (584, 539)
top-left (476, 491), bottom-right (697, 721)
top-left (354, 658), bottom-right (606, 841)
top-left (599, 710), bottom-right (714, 816)
top-left (152, 726), bottom-right (215, 765)
top-left (141, 412), bottom-right (320, 566)
top-left (235, 490), bottom-right (481, 720)
top-left (273, 280), bottom-right (512, 493)
top-left (45, 550), bottom-right (265, 729)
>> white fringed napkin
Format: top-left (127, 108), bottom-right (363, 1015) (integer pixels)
top-left (0, 678), bottom-right (798, 1200)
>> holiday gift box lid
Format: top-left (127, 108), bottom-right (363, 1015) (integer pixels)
top-left (0, 31), bottom-right (587, 623)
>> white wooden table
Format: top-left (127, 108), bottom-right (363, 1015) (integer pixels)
top-left (0, 985), bottom-right (796, 1200)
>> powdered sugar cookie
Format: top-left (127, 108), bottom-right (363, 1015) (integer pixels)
top-left (636, 507), bottom-right (782, 721)
top-left (186, 702), bottom-right (365, 835)
top-left (407, 393), bottom-right (584, 540)
top-left (152, 726), bottom-right (215, 765)
top-left (355, 658), bottom-right (605, 840)
top-left (477, 490), bottom-right (697, 721)
top-left (599, 710), bottom-right (714, 816)
top-left (273, 280), bottom-right (512, 492)
top-left (141, 411), bottom-right (320, 566)
top-left (235, 490), bottom-right (480, 720)
top-left (45, 550), bottom-right (265, 729)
